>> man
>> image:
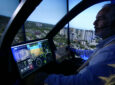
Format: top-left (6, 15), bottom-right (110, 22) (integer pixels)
top-left (36, 3), bottom-right (115, 85)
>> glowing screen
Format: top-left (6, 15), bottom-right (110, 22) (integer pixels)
top-left (11, 39), bottom-right (54, 78)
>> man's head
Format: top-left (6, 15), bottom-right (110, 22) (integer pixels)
top-left (93, 4), bottom-right (115, 39)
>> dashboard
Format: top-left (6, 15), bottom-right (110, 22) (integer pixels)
top-left (11, 39), bottom-right (54, 78)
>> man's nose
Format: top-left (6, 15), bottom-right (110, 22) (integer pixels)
top-left (93, 20), bottom-right (97, 26)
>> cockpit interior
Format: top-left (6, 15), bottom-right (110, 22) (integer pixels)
top-left (0, 0), bottom-right (114, 85)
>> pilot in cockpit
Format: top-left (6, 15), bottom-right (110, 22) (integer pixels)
top-left (35, 3), bottom-right (115, 85)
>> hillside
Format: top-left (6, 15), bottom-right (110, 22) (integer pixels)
top-left (0, 15), bottom-right (10, 37)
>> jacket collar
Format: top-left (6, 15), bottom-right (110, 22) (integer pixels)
top-left (97, 35), bottom-right (115, 48)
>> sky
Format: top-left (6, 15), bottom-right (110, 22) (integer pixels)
top-left (0, 0), bottom-right (111, 30)
top-left (27, 0), bottom-right (67, 25)
top-left (69, 0), bottom-right (111, 30)
top-left (28, 0), bottom-right (110, 30)
top-left (0, 0), bottom-right (19, 17)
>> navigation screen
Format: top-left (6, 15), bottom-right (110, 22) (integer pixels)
top-left (11, 39), bottom-right (54, 78)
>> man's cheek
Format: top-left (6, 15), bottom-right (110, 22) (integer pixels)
top-left (99, 22), bottom-right (105, 28)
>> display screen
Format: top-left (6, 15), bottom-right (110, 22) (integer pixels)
top-left (11, 39), bottom-right (54, 78)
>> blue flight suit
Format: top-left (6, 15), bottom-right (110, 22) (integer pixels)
top-left (44, 35), bottom-right (115, 85)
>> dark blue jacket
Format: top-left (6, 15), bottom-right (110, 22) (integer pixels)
top-left (44, 35), bottom-right (115, 85)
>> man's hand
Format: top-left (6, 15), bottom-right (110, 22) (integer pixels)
top-left (55, 47), bottom-right (71, 62)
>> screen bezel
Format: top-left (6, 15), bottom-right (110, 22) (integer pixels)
top-left (11, 38), bottom-right (56, 79)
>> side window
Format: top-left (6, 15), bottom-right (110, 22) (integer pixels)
top-left (12, 27), bottom-right (25, 44)
top-left (53, 25), bottom-right (68, 48)
top-left (0, 0), bottom-right (19, 40)
top-left (69, 1), bottom-right (110, 60)
top-left (69, 1), bottom-right (110, 59)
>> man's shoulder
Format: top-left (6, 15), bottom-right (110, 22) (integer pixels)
top-left (99, 45), bottom-right (115, 55)
top-left (102, 40), bottom-right (115, 51)
top-left (92, 40), bottom-right (115, 60)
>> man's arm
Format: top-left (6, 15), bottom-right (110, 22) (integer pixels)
top-left (44, 61), bottom-right (115, 85)
top-left (44, 47), bottom-right (115, 85)
top-left (70, 48), bottom-right (94, 60)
